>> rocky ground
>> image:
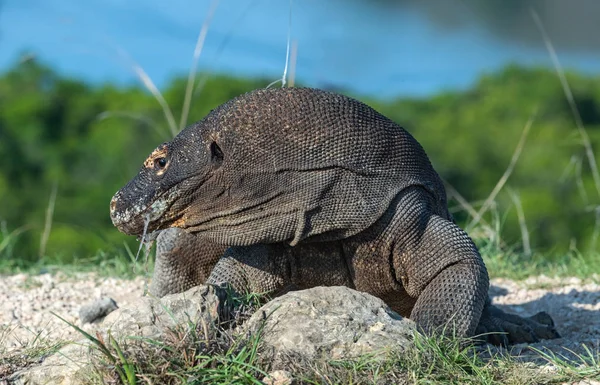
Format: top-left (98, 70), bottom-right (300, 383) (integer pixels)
top-left (0, 272), bottom-right (147, 349)
top-left (1, 272), bottom-right (599, 369)
top-left (487, 276), bottom-right (600, 365)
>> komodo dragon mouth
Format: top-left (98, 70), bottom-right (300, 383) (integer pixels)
top-left (110, 184), bottom-right (185, 236)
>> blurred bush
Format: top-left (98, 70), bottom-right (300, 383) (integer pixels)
top-left (1, 60), bottom-right (599, 263)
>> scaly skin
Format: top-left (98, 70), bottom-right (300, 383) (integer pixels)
top-left (150, 228), bottom-right (227, 297)
top-left (111, 87), bottom-right (559, 345)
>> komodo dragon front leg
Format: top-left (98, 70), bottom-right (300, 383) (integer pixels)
top-left (150, 228), bottom-right (227, 297)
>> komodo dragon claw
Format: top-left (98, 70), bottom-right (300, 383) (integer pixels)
top-left (476, 304), bottom-right (561, 346)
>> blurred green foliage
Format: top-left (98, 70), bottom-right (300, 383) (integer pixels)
top-left (1, 60), bottom-right (599, 263)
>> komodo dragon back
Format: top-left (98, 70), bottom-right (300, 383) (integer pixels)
top-left (110, 87), bottom-right (447, 246)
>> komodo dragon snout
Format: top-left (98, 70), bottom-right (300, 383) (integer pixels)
top-left (110, 87), bottom-right (560, 346)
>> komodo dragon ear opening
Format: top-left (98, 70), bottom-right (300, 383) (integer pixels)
top-left (210, 141), bottom-right (224, 167)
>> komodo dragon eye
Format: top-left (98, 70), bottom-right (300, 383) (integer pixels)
top-left (155, 157), bottom-right (167, 169)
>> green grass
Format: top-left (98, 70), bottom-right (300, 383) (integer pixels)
top-left (477, 239), bottom-right (600, 282)
top-left (5, 320), bottom-right (598, 385)
top-left (3, 237), bottom-right (599, 284)
top-left (0, 241), bottom-right (153, 280)
top-left (86, 325), bottom-right (268, 385)
top-left (0, 326), bottom-right (67, 380)
top-left (53, 288), bottom-right (268, 385)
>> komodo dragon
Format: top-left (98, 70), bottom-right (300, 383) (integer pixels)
top-left (110, 87), bottom-right (559, 345)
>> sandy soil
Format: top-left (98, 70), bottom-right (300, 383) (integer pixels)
top-left (488, 276), bottom-right (600, 365)
top-left (1, 273), bottom-right (599, 367)
top-left (0, 272), bottom-right (146, 350)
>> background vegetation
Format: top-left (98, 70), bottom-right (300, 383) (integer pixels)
top-left (1, 59), bottom-right (599, 265)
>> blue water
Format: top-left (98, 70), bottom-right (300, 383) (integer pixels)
top-left (1, 0), bottom-right (599, 98)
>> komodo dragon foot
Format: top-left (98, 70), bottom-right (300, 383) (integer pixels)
top-left (476, 303), bottom-right (560, 346)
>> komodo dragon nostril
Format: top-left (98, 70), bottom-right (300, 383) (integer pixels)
top-left (110, 198), bottom-right (117, 213)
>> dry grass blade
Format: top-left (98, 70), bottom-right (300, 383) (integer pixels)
top-left (134, 214), bottom-right (151, 264)
top-left (193, 0), bottom-right (259, 97)
top-left (444, 180), bottom-right (505, 249)
top-left (39, 182), bottom-right (58, 258)
top-left (267, 0), bottom-right (294, 90)
top-left (179, 0), bottom-right (220, 132)
top-left (96, 111), bottom-right (170, 140)
top-left (559, 155), bottom-right (578, 183)
top-left (530, 8), bottom-right (600, 198)
top-left (0, 225), bottom-right (29, 255)
top-left (281, 0), bottom-right (293, 88)
top-left (575, 156), bottom-right (590, 204)
top-left (467, 112), bottom-right (535, 232)
top-left (444, 179), bottom-right (483, 221)
top-left (589, 206), bottom-right (600, 251)
top-left (507, 188), bottom-right (531, 256)
top-left (288, 39), bottom-right (298, 87)
top-left (559, 155), bottom-right (589, 206)
top-left (118, 48), bottom-right (178, 136)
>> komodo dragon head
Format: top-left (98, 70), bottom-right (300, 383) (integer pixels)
top-left (110, 87), bottom-right (445, 246)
